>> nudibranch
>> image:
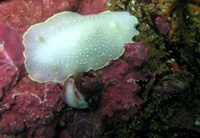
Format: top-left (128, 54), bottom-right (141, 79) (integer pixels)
top-left (23, 11), bottom-right (139, 83)
top-left (62, 72), bottom-right (102, 110)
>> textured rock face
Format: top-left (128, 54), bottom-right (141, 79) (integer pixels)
top-left (0, 22), bottom-right (24, 67)
top-left (123, 42), bottom-right (148, 68)
top-left (0, 0), bottom-right (149, 137)
top-left (1, 114), bottom-right (24, 134)
top-left (0, 0), bottom-right (76, 35)
top-left (76, 0), bottom-right (108, 15)
top-left (0, 55), bottom-right (19, 97)
top-left (0, 22), bottom-right (20, 100)
top-left (0, 0), bottom-right (75, 137)
top-left (61, 42), bottom-right (149, 137)
top-left (155, 16), bottom-right (170, 36)
top-left (1, 76), bottom-right (65, 136)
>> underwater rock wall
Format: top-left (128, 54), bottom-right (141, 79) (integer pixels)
top-left (0, 0), bottom-right (150, 137)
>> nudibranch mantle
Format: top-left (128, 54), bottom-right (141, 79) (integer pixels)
top-left (23, 11), bottom-right (139, 83)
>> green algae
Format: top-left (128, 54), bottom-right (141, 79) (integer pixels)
top-left (103, 0), bottom-right (200, 137)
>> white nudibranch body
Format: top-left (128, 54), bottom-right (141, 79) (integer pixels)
top-left (23, 11), bottom-right (139, 83)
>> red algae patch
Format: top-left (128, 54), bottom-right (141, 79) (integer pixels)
top-left (0, 22), bottom-right (24, 66)
top-left (0, 0), bottom-right (76, 34)
top-left (1, 114), bottom-right (24, 134)
top-left (1, 76), bottom-right (65, 136)
top-left (76, 0), bottom-right (108, 15)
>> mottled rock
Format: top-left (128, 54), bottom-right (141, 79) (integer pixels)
top-left (155, 16), bottom-right (170, 36)
top-left (62, 42), bottom-right (148, 137)
top-left (76, 0), bottom-right (108, 15)
top-left (1, 114), bottom-right (24, 134)
top-left (0, 22), bottom-right (24, 66)
top-left (2, 76), bottom-right (64, 137)
top-left (123, 42), bottom-right (148, 68)
top-left (0, 0), bottom-right (76, 35)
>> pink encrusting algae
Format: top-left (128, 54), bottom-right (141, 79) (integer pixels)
top-left (0, 0), bottom-right (151, 137)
